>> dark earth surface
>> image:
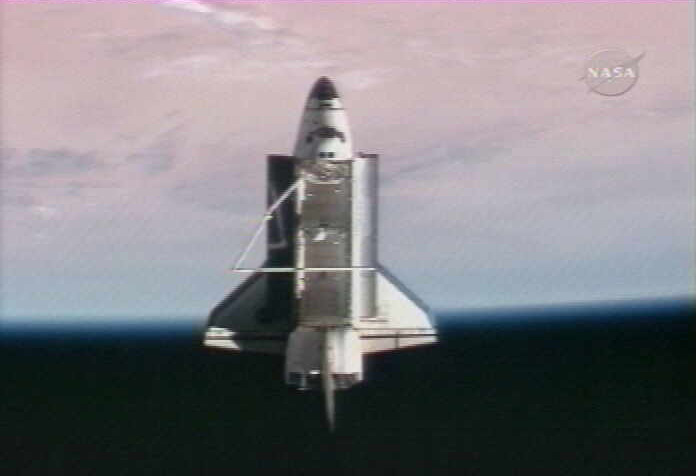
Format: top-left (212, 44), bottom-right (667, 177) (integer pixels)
top-left (3, 299), bottom-right (694, 475)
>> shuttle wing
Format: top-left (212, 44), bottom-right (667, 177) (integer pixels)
top-left (358, 265), bottom-right (438, 353)
top-left (204, 265), bottom-right (293, 355)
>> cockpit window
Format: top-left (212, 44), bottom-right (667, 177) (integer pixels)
top-left (311, 126), bottom-right (346, 142)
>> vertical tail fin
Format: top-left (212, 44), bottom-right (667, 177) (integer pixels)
top-left (321, 331), bottom-right (336, 431)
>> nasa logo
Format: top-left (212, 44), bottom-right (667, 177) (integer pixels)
top-left (581, 49), bottom-right (644, 96)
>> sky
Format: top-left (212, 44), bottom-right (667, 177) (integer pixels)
top-left (1, 1), bottom-right (694, 321)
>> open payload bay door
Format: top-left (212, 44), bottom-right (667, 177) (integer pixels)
top-left (358, 265), bottom-right (438, 354)
top-left (204, 266), bottom-right (294, 355)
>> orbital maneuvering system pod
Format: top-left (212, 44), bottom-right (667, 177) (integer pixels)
top-left (204, 77), bottom-right (437, 430)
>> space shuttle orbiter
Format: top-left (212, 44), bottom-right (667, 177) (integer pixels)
top-left (204, 77), bottom-right (437, 430)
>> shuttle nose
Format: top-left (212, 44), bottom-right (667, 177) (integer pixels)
top-left (310, 76), bottom-right (339, 100)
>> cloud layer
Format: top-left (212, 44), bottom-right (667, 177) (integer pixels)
top-left (2, 2), bottom-right (693, 318)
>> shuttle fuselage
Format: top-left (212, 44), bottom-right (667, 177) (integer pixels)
top-left (204, 77), bottom-right (437, 430)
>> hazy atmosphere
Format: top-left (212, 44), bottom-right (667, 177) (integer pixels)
top-left (2, 1), bottom-right (693, 320)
